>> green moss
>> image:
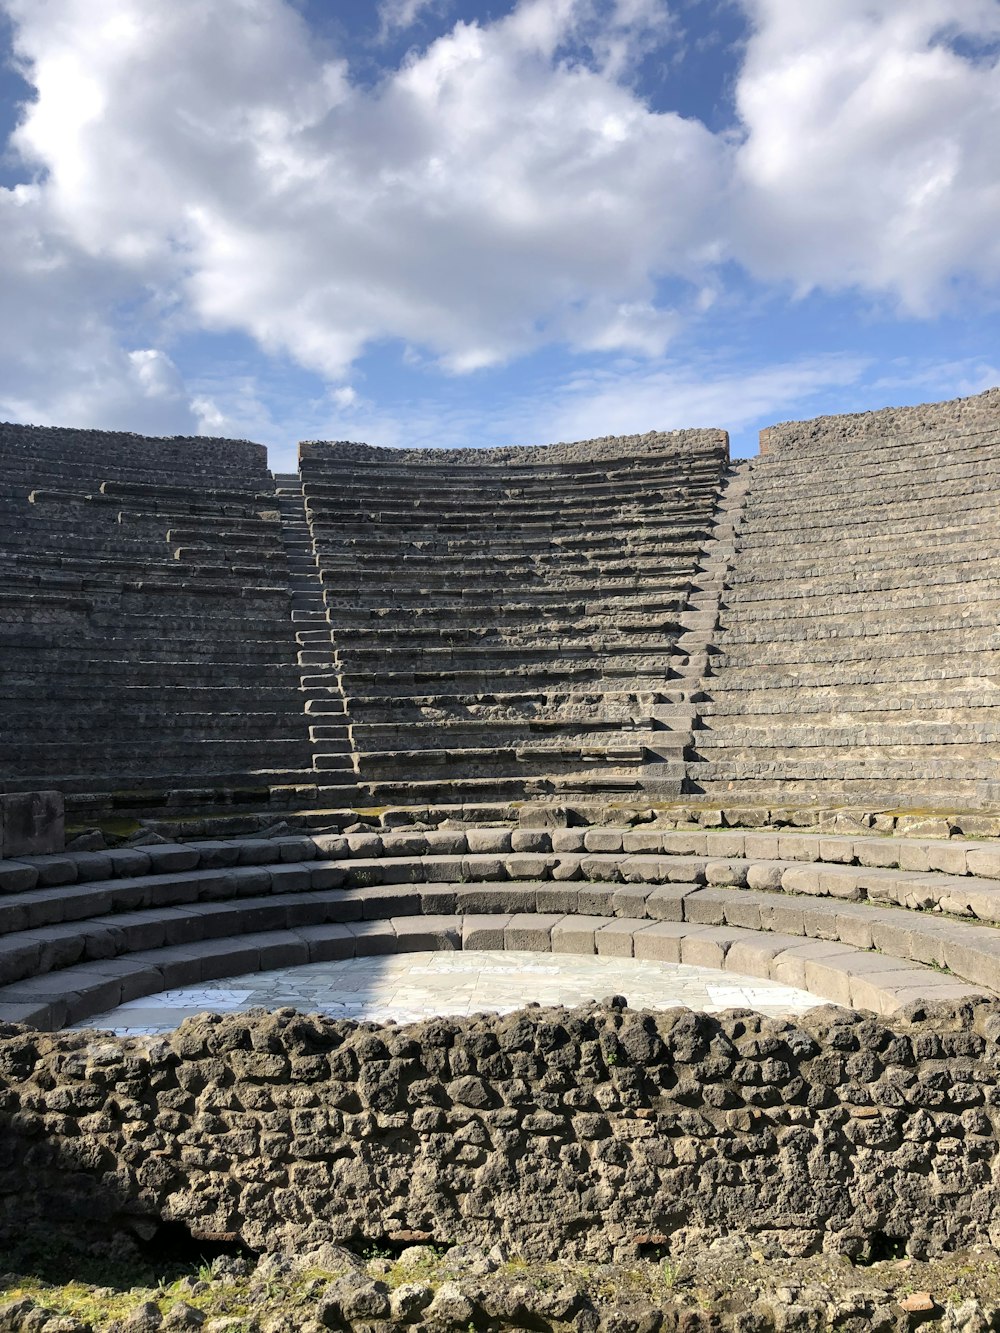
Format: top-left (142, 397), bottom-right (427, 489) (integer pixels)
top-left (0, 1273), bottom-right (265, 1330)
top-left (93, 818), bottom-right (144, 839)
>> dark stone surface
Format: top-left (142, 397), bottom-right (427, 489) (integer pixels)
top-left (1, 998), bottom-right (1000, 1264)
top-left (0, 791), bottom-right (64, 856)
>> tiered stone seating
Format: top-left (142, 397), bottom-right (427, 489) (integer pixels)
top-left (299, 432), bottom-right (729, 802)
top-left (1, 817), bottom-right (998, 1028)
top-left (0, 424), bottom-right (316, 803)
top-left (2, 399), bottom-right (998, 1039)
top-left (686, 390), bottom-right (1000, 807)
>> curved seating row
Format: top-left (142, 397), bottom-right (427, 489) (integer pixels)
top-left (0, 826), bottom-right (997, 1029)
top-left (300, 433), bottom-right (730, 802)
top-left (690, 391), bottom-right (1000, 807)
top-left (0, 424), bottom-right (315, 803)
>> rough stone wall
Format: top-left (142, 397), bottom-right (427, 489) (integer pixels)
top-left (758, 386), bottom-right (1000, 454)
top-left (0, 422), bottom-right (268, 483)
top-left (299, 428), bottom-right (728, 467)
top-left (4, 999), bottom-right (1000, 1264)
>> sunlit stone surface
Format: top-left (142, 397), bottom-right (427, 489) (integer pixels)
top-left (76, 949), bottom-right (819, 1035)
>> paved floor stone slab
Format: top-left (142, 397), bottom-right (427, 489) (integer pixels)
top-left (74, 949), bottom-right (821, 1034)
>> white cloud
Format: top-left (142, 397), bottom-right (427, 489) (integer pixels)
top-left (732, 0), bottom-right (1000, 310)
top-left (377, 0), bottom-right (450, 38)
top-left (0, 0), bottom-right (998, 446)
top-left (518, 352), bottom-right (872, 445)
top-left (0, 184), bottom-right (198, 432)
top-left (1, 0), bottom-right (722, 388)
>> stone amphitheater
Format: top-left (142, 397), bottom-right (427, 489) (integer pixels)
top-left (0, 389), bottom-right (999, 1329)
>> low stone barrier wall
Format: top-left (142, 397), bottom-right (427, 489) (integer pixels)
top-left (3, 997), bottom-right (1000, 1266)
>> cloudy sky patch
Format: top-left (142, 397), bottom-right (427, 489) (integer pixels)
top-left (0, 0), bottom-right (997, 465)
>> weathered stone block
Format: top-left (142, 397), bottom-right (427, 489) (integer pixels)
top-left (644, 884), bottom-right (696, 922)
top-left (631, 920), bottom-right (687, 963)
top-left (504, 913), bottom-right (563, 951)
top-left (595, 918), bottom-right (649, 957)
top-left (466, 829), bottom-right (512, 855)
top-left (551, 916), bottom-right (610, 954)
top-left (462, 914), bottom-right (511, 949)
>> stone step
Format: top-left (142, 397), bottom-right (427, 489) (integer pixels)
top-left (313, 754), bottom-right (357, 772)
top-left (307, 503), bottom-right (712, 527)
top-left (747, 450), bottom-right (1000, 491)
top-left (301, 463), bottom-right (722, 490)
top-left (326, 621), bottom-right (686, 647)
top-left (337, 686), bottom-right (692, 714)
top-left (322, 586), bottom-right (692, 612)
top-left (363, 772), bottom-right (647, 802)
top-left (349, 719), bottom-right (678, 746)
top-left (355, 745), bottom-right (649, 781)
top-left (303, 698), bottom-right (349, 715)
top-left (0, 712), bottom-right (308, 739)
top-left (0, 738), bottom-right (314, 766)
top-left (712, 631), bottom-right (999, 668)
top-left (4, 839), bottom-right (1000, 1025)
top-left (3, 825), bottom-right (998, 894)
top-left (695, 721), bottom-right (1000, 746)
top-left (308, 727), bottom-right (352, 744)
top-left (720, 582), bottom-right (999, 623)
top-left (699, 687), bottom-right (997, 712)
top-left (312, 544), bottom-right (706, 568)
top-left (716, 615), bottom-right (1000, 649)
top-left (687, 754), bottom-right (999, 781)
top-left (730, 542), bottom-right (1000, 582)
top-left (331, 641), bottom-right (683, 665)
top-left (319, 669), bottom-right (683, 697)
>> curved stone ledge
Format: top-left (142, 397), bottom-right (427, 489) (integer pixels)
top-left (4, 828), bottom-right (1000, 1026)
top-left (0, 907), bottom-right (985, 1031)
top-left (3, 826), bottom-right (997, 890)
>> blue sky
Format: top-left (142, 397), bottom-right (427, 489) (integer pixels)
top-left (0, 0), bottom-right (998, 470)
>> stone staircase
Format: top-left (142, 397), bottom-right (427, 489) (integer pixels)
top-left (655, 457), bottom-right (753, 788)
top-left (273, 471), bottom-right (360, 799)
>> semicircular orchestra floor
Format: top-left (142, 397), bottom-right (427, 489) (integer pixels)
top-left (74, 950), bottom-right (821, 1035)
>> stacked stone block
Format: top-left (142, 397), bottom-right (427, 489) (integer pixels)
top-left (687, 390), bottom-right (1000, 807)
top-left (0, 424), bottom-right (313, 800)
top-left (3, 1000), bottom-right (1000, 1264)
top-left (299, 431), bottom-right (728, 802)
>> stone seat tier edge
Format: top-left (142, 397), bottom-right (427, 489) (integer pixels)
top-left (1, 866), bottom-right (999, 1029)
top-left (3, 851), bottom-right (998, 946)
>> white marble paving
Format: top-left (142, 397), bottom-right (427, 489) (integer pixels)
top-left (75, 951), bottom-right (821, 1035)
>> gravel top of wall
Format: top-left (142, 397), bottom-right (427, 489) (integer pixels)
top-left (759, 386), bottom-right (1000, 454)
top-left (299, 428), bottom-right (728, 467)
